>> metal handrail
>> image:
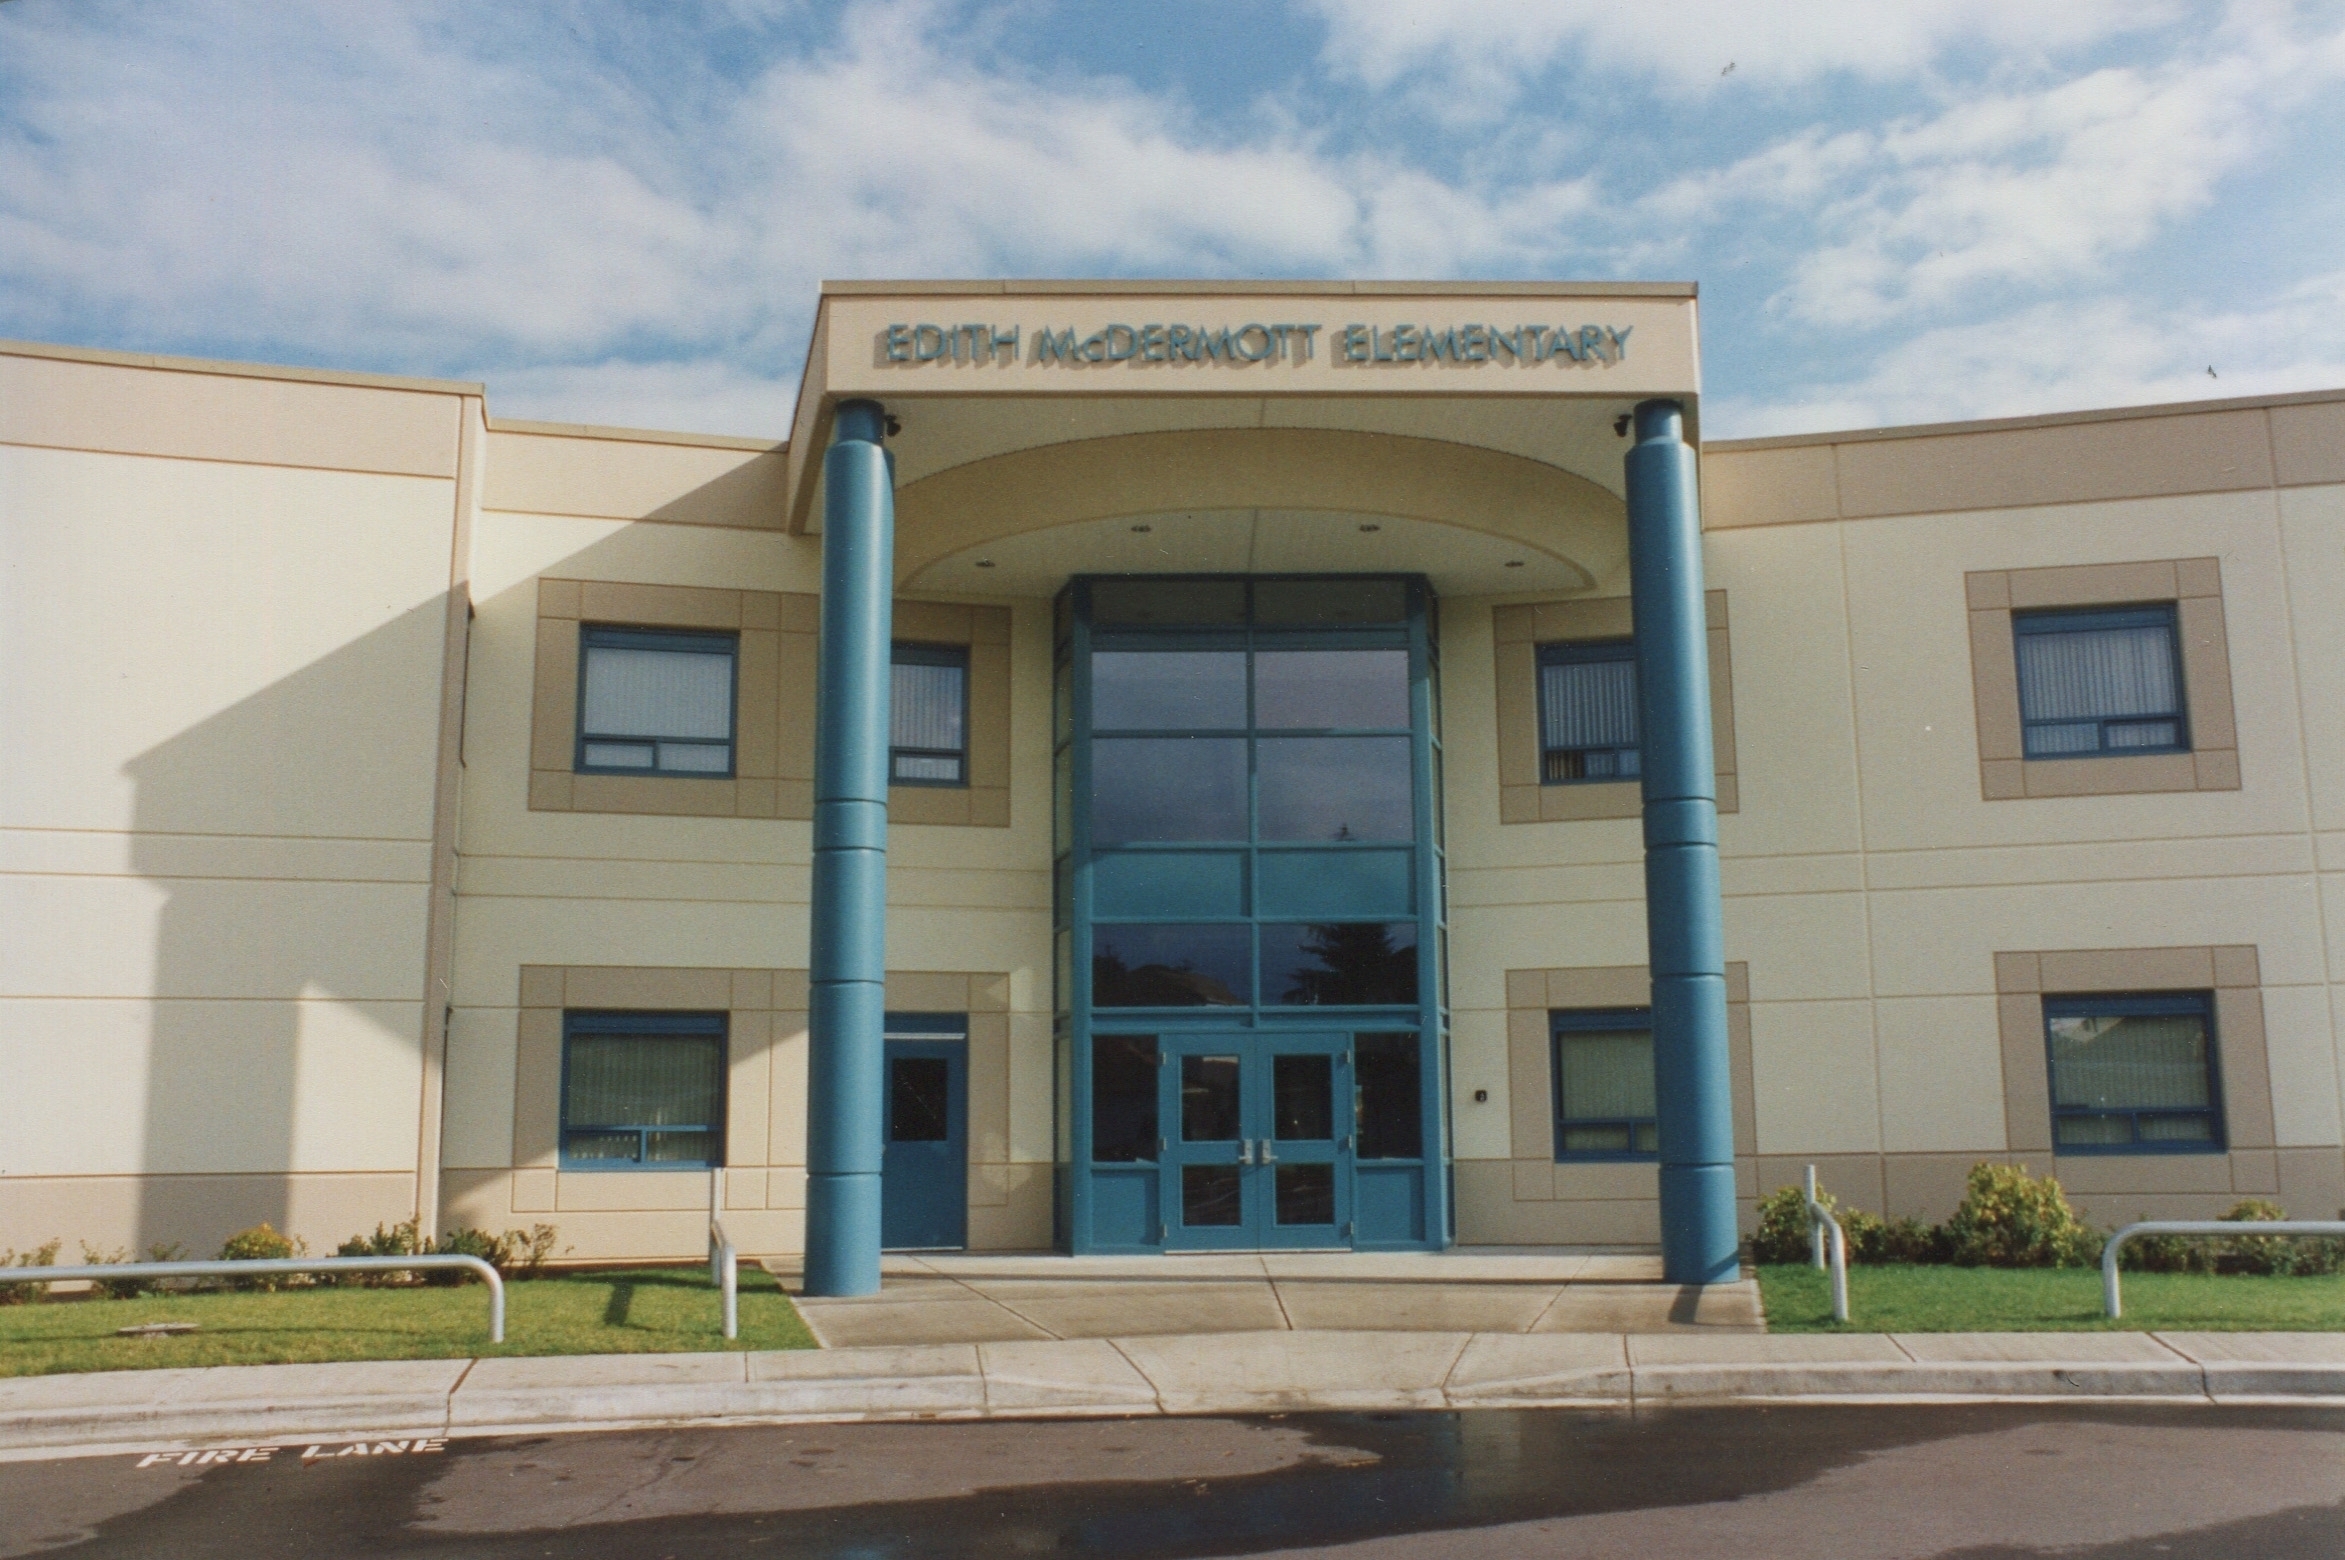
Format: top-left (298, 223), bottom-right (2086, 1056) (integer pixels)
top-left (709, 1168), bottom-right (738, 1341)
top-left (1, 1256), bottom-right (504, 1341)
top-left (2101, 1219), bottom-right (2345, 1318)
top-left (1803, 1164), bottom-right (1850, 1324)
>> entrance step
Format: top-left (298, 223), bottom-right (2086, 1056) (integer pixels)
top-left (764, 1250), bottom-right (1763, 1349)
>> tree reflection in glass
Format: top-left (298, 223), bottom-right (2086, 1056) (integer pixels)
top-left (1264, 922), bottom-right (1419, 1006)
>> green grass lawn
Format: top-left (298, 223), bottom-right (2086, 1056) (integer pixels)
top-left (0, 1266), bottom-right (816, 1377)
top-left (1761, 1261), bottom-right (2345, 1333)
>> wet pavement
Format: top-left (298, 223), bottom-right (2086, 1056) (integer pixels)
top-left (5, 1404), bottom-right (2343, 1558)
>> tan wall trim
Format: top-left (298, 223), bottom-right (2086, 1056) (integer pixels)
top-left (1993, 944), bottom-right (2283, 1199)
top-left (529, 578), bottom-right (816, 820)
top-left (1966, 558), bottom-right (2239, 800)
top-left (890, 601), bottom-right (1014, 828)
top-left (506, 966), bottom-right (1039, 1249)
top-left (1500, 962), bottom-right (1753, 1203)
top-left (1492, 591), bottom-right (1738, 823)
top-left (1701, 390), bottom-right (2345, 528)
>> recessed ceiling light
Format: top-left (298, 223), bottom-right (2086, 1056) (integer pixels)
top-left (974, 559), bottom-right (995, 569)
top-left (1358, 523), bottom-right (1381, 533)
top-left (1130, 523), bottom-right (1153, 534)
top-left (1504, 559), bottom-right (1525, 568)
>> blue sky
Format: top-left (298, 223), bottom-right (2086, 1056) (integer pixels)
top-left (2, 0), bottom-right (2340, 438)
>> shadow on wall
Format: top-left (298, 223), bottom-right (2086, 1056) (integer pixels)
top-left (116, 594), bottom-right (458, 1257)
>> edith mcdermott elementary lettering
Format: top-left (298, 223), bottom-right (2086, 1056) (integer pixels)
top-left (882, 322), bottom-right (1631, 366)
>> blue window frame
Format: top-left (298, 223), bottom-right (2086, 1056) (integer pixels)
top-left (1552, 1007), bottom-right (1657, 1160)
top-left (892, 641), bottom-right (970, 786)
top-left (576, 626), bottom-right (738, 776)
top-left (2013, 604), bottom-right (2188, 758)
top-left (1536, 640), bottom-right (1640, 783)
top-left (2042, 991), bottom-right (2224, 1154)
top-left (560, 1011), bottom-right (727, 1169)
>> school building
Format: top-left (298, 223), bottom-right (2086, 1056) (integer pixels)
top-left (5, 281), bottom-right (2343, 1285)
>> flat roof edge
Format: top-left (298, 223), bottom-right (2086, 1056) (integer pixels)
top-left (1707, 384), bottom-right (2345, 452)
top-left (819, 279), bottom-right (1699, 300)
top-left (487, 415), bottom-right (786, 453)
top-left (0, 337), bottom-right (486, 397)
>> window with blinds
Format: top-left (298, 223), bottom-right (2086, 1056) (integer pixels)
top-left (576, 626), bottom-right (738, 775)
top-left (2042, 992), bottom-right (2223, 1153)
top-left (892, 642), bottom-right (970, 786)
top-left (2014, 605), bottom-right (2188, 758)
top-left (1551, 1008), bottom-right (1658, 1159)
top-left (1536, 640), bottom-right (1640, 783)
top-left (560, 1011), bottom-right (727, 1169)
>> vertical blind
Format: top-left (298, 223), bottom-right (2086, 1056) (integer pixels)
top-left (892, 653), bottom-right (967, 782)
top-left (2015, 611), bottom-right (2182, 756)
top-left (1538, 650), bottom-right (1640, 779)
top-left (580, 633), bottom-right (736, 774)
top-left (2046, 1011), bottom-right (2211, 1111)
top-left (561, 1023), bottom-right (725, 1166)
top-left (1557, 1028), bottom-right (1658, 1122)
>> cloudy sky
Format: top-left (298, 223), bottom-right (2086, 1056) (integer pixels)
top-left (3, 0), bottom-right (2340, 438)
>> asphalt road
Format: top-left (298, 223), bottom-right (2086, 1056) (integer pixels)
top-left (6, 1404), bottom-right (2343, 1558)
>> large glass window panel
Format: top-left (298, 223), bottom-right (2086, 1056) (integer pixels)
top-left (1273, 1054), bottom-right (1334, 1140)
top-left (1180, 1054), bottom-right (1242, 1140)
top-left (1354, 1033), bottom-right (1422, 1159)
top-left (891, 644), bottom-right (968, 785)
top-left (1257, 736), bottom-right (1413, 841)
top-left (1182, 1164), bottom-right (1243, 1225)
top-left (560, 1013), bottom-right (726, 1168)
top-left (1254, 649), bottom-right (1410, 730)
top-left (1091, 1035), bottom-right (1159, 1162)
top-left (1092, 650), bottom-right (1247, 730)
top-left (2015, 606), bottom-right (2187, 758)
top-left (1262, 922), bottom-right (1419, 1006)
top-left (1537, 641), bottom-right (1640, 784)
top-left (888, 1057), bottom-right (950, 1142)
top-left (1254, 579), bottom-right (1408, 625)
top-left (578, 628), bottom-right (736, 777)
top-left (1553, 1012), bottom-right (1657, 1160)
top-left (1092, 579), bottom-right (1246, 627)
top-left (2044, 994), bottom-right (2222, 1151)
top-left (1091, 737), bottom-right (1248, 844)
top-left (1274, 1164), bottom-right (1335, 1225)
top-left (1092, 924), bottom-right (1250, 1007)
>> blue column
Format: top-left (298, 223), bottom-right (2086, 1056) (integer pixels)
top-left (1625, 399), bottom-right (1740, 1286)
top-left (804, 399), bottom-right (894, 1298)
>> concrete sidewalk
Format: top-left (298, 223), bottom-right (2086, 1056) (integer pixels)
top-left (6, 1330), bottom-right (2345, 1460)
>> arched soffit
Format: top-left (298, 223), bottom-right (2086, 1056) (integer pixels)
top-left (891, 427), bottom-right (1628, 587)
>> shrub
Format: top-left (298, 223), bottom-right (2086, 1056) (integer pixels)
top-left (1752, 1184), bottom-right (1816, 1264)
top-left (0, 1240), bottom-right (64, 1305)
top-left (78, 1241), bottom-right (187, 1300)
top-left (2217, 1200), bottom-right (2345, 1277)
top-left (327, 1221), bottom-right (563, 1285)
top-left (217, 1222), bottom-right (308, 1290)
top-left (1752, 1182), bottom-right (1942, 1266)
top-left (1946, 1163), bottom-right (2101, 1268)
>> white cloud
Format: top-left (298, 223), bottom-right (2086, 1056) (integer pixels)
top-left (1708, 270), bottom-right (2345, 436)
top-left (1307, 0), bottom-right (2165, 95)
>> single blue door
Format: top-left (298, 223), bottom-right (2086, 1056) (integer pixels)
top-left (881, 1035), bottom-right (966, 1250)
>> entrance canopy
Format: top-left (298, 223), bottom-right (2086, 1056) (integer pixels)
top-left (783, 281), bottom-right (1702, 598)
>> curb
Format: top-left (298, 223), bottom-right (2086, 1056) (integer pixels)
top-left (4, 1330), bottom-right (2342, 1459)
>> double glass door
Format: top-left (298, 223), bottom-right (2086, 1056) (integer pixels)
top-left (1162, 1033), bottom-right (1350, 1249)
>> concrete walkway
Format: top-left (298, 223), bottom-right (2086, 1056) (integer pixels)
top-left (6, 1330), bottom-right (2344, 1460)
top-left (771, 1250), bottom-right (1766, 1347)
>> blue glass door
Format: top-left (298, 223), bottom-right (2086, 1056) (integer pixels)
top-left (881, 1036), bottom-right (966, 1250)
top-left (1257, 1033), bottom-right (1351, 1249)
top-left (1158, 1031), bottom-right (1352, 1250)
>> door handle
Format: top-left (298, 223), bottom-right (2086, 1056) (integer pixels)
top-left (1260, 1140), bottom-right (1277, 1165)
top-left (1238, 1139), bottom-right (1254, 1165)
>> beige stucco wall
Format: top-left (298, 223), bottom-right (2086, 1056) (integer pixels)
top-left (0, 345), bottom-right (472, 1258)
top-left (1449, 394), bottom-right (2345, 1242)
top-left (8, 333), bottom-right (2342, 1264)
top-left (441, 422), bottom-right (1056, 1261)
